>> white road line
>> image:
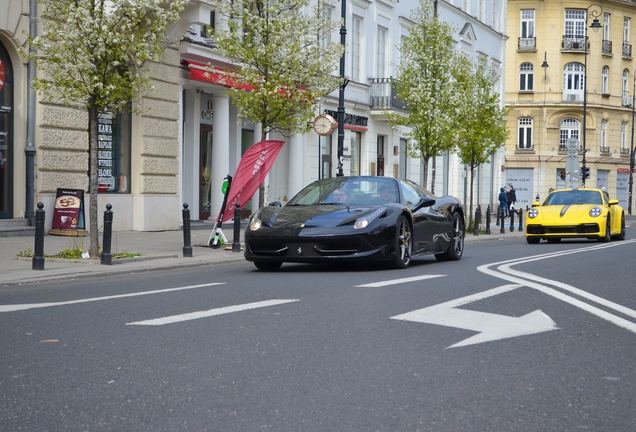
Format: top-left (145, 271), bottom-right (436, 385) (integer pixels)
top-left (0, 283), bottom-right (226, 313)
top-left (126, 299), bottom-right (299, 326)
top-left (356, 274), bottom-right (444, 287)
top-left (477, 240), bottom-right (636, 334)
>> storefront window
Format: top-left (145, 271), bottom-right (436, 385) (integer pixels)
top-left (97, 110), bottom-right (131, 193)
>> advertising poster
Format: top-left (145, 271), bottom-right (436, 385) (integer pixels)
top-left (51, 188), bottom-right (85, 232)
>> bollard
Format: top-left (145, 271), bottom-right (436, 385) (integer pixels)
top-left (500, 205), bottom-right (505, 234)
top-left (101, 204), bottom-right (113, 265)
top-left (496, 205), bottom-right (500, 226)
top-left (510, 208), bottom-right (515, 232)
top-left (182, 203), bottom-right (193, 258)
top-left (485, 205), bottom-right (491, 235)
top-left (473, 205), bottom-right (481, 236)
top-left (32, 202), bottom-right (45, 270)
top-left (232, 204), bottom-right (241, 253)
top-left (518, 209), bottom-right (523, 231)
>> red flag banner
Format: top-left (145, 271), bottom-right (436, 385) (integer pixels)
top-left (217, 140), bottom-right (286, 222)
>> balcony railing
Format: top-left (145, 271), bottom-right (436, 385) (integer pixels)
top-left (562, 35), bottom-right (587, 51)
top-left (518, 37), bottom-right (536, 51)
top-left (623, 42), bottom-right (632, 58)
top-left (369, 78), bottom-right (407, 110)
top-left (621, 148), bottom-right (630, 155)
top-left (602, 40), bottom-right (612, 54)
top-left (600, 146), bottom-right (610, 154)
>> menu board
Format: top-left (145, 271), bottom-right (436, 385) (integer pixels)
top-left (51, 188), bottom-right (85, 231)
top-left (98, 112), bottom-right (115, 192)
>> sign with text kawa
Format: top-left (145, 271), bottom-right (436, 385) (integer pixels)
top-left (51, 188), bottom-right (85, 232)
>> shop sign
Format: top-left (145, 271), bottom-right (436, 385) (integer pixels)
top-left (51, 189), bottom-right (85, 231)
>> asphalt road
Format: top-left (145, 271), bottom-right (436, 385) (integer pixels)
top-left (2, 230), bottom-right (636, 431)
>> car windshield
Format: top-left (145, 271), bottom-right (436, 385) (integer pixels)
top-left (287, 177), bottom-right (400, 206)
top-left (544, 190), bottom-right (603, 205)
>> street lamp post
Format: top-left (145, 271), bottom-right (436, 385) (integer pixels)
top-left (630, 73), bottom-right (635, 215)
top-left (582, 4), bottom-right (603, 187)
top-left (336, 0), bottom-right (348, 177)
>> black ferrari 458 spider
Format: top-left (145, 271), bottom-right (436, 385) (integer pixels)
top-left (244, 176), bottom-right (465, 271)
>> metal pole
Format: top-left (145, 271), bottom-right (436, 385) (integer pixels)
top-left (182, 203), bottom-right (193, 257)
top-left (582, 30), bottom-right (588, 187)
top-left (485, 205), bottom-right (491, 235)
top-left (336, 0), bottom-right (347, 177)
top-left (25, 0), bottom-right (38, 225)
top-left (232, 204), bottom-right (241, 253)
top-left (101, 204), bottom-right (113, 265)
top-left (630, 75), bottom-right (635, 215)
top-left (32, 202), bottom-right (45, 270)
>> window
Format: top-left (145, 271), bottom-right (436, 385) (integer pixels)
top-left (563, 62), bottom-right (585, 101)
top-left (97, 110), bottom-right (131, 193)
top-left (625, 17), bottom-right (631, 43)
top-left (559, 118), bottom-right (580, 150)
top-left (565, 9), bottom-right (586, 37)
top-left (600, 120), bottom-right (607, 151)
top-left (376, 26), bottom-right (387, 78)
top-left (521, 10), bottom-right (535, 38)
top-left (350, 131), bottom-right (361, 176)
top-left (351, 16), bottom-right (362, 81)
top-left (519, 63), bottom-right (534, 91)
top-left (602, 66), bottom-right (609, 94)
top-left (320, 3), bottom-right (332, 47)
top-left (623, 69), bottom-right (630, 105)
top-left (621, 122), bottom-right (627, 151)
top-left (603, 13), bottom-right (610, 40)
top-left (518, 118), bottom-right (533, 149)
top-left (200, 10), bottom-right (215, 37)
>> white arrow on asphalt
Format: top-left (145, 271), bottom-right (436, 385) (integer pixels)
top-left (391, 284), bottom-right (559, 348)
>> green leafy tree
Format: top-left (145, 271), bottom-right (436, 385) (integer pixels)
top-left (212, 0), bottom-right (343, 207)
top-left (388, 0), bottom-right (468, 189)
top-left (25, 0), bottom-right (188, 257)
top-left (455, 56), bottom-right (510, 228)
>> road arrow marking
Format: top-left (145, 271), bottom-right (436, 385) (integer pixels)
top-left (391, 284), bottom-right (559, 348)
top-left (0, 283), bottom-right (226, 313)
top-left (356, 274), bottom-right (444, 287)
top-left (126, 299), bottom-right (299, 326)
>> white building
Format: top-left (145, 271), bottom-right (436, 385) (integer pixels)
top-left (178, 0), bottom-right (508, 223)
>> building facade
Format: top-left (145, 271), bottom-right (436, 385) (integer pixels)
top-left (506, 0), bottom-right (636, 212)
top-left (1, 0), bottom-right (507, 232)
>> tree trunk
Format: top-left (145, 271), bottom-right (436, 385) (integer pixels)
top-left (88, 105), bottom-right (100, 257)
top-left (258, 129), bottom-right (267, 209)
top-left (468, 166), bottom-right (475, 231)
top-left (421, 156), bottom-right (430, 189)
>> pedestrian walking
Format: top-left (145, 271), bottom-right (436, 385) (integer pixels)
top-left (507, 184), bottom-right (517, 214)
top-left (498, 187), bottom-right (508, 218)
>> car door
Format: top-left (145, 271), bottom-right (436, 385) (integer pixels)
top-left (400, 180), bottom-right (445, 254)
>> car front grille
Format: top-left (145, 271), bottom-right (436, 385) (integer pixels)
top-left (526, 223), bottom-right (600, 235)
top-left (248, 238), bottom-right (364, 257)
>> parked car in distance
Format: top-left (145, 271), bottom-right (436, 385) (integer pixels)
top-left (525, 187), bottom-right (626, 244)
top-left (244, 176), bottom-right (465, 271)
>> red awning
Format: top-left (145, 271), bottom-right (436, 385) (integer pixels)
top-left (182, 60), bottom-right (253, 91)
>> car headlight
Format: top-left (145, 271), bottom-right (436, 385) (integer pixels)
top-left (249, 212), bottom-right (263, 231)
top-left (527, 208), bottom-right (539, 218)
top-left (354, 207), bottom-right (386, 229)
top-left (589, 207), bottom-right (602, 217)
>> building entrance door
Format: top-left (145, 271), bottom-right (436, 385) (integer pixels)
top-left (0, 43), bottom-right (13, 219)
top-left (199, 125), bottom-right (213, 220)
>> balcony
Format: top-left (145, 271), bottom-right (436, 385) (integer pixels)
top-left (562, 35), bottom-right (587, 52)
top-left (623, 42), bottom-right (632, 58)
top-left (621, 148), bottom-right (630, 156)
top-left (602, 40), bottom-right (612, 55)
top-left (600, 146), bottom-right (611, 154)
top-left (518, 37), bottom-right (536, 51)
top-left (369, 78), bottom-right (407, 110)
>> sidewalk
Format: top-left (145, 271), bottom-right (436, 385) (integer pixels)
top-left (0, 221), bottom-right (524, 286)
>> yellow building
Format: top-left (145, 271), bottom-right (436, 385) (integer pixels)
top-left (505, 0), bottom-right (635, 214)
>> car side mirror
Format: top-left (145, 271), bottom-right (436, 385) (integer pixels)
top-left (531, 201), bottom-right (539, 207)
top-left (411, 196), bottom-right (435, 212)
top-left (608, 198), bottom-right (619, 206)
top-left (269, 201), bottom-right (282, 207)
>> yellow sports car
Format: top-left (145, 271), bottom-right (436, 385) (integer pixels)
top-left (525, 187), bottom-right (626, 244)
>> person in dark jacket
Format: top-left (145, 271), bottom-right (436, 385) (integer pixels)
top-left (498, 187), bottom-right (508, 218)
top-left (506, 184), bottom-right (517, 213)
